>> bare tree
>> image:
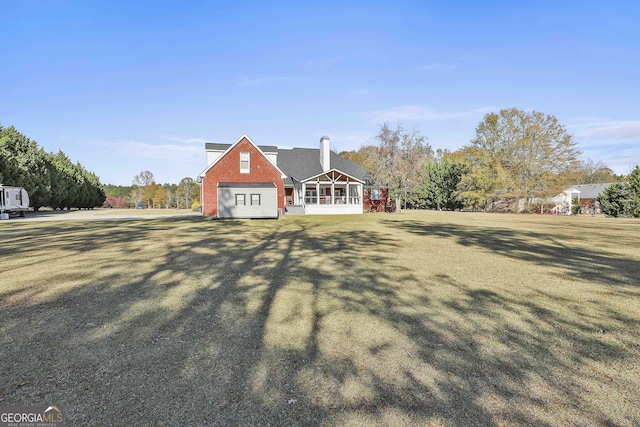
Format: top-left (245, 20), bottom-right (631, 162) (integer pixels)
top-left (373, 122), bottom-right (433, 212)
top-left (177, 177), bottom-right (195, 209)
top-left (165, 187), bottom-right (175, 209)
top-left (131, 171), bottom-right (154, 206)
top-left (133, 170), bottom-right (154, 187)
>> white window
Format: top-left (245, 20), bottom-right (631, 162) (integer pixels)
top-left (371, 188), bottom-right (380, 201)
top-left (240, 152), bottom-right (250, 173)
top-left (251, 194), bottom-right (261, 205)
top-left (235, 194), bottom-right (246, 206)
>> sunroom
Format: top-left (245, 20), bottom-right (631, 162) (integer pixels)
top-left (294, 169), bottom-right (364, 214)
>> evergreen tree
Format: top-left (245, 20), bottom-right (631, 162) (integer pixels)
top-left (598, 183), bottom-right (629, 217)
top-left (598, 166), bottom-right (640, 218)
top-left (408, 157), bottom-right (465, 210)
top-left (0, 125), bottom-right (105, 210)
top-left (628, 166), bottom-right (640, 218)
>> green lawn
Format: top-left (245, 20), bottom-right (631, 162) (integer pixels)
top-left (1, 211), bottom-right (638, 426)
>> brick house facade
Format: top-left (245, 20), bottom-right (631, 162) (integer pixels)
top-left (200, 134), bottom-right (369, 218)
top-left (200, 135), bottom-right (286, 218)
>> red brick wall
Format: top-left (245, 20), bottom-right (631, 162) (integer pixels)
top-left (202, 137), bottom-right (285, 217)
top-left (364, 187), bottom-right (390, 212)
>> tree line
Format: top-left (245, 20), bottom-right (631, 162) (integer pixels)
top-left (342, 108), bottom-right (628, 214)
top-left (0, 125), bottom-right (105, 210)
top-left (103, 172), bottom-right (200, 210)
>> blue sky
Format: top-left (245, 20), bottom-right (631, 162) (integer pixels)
top-left (2, 1), bottom-right (639, 185)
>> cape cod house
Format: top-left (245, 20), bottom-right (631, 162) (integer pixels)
top-left (200, 135), bottom-right (369, 218)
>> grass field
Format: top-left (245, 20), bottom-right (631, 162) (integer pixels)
top-left (1, 211), bottom-right (638, 426)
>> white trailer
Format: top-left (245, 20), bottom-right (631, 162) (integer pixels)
top-left (0, 185), bottom-right (30, 218)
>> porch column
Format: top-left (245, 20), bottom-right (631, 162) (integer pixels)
top-left (316, 182), bottom-right (320, 204)
top-left (301, 182), bottom-right (306, 205)
top-left (331, 182), bottom-right (335, 204)
top-left (346, 179), bottom-right (350, 204)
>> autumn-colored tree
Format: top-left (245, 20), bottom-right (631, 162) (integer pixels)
top-left (563, 159), bottom-right (619, 185)
top-left (340, 145), bottom-right (379, 174)
top-left (142, 182), bottom-right (157, 208)
top-left (459, 108), bottom-right (581, 211)
top-left (103, 195), bottom-right (130, 209)
top-left (449, 145), bottom-right (502, 211)
top-left (152, 184), bottom-right (168, 208)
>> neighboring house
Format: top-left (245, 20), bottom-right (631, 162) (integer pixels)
top-left (550, 183), bottom-right (616, 214)
top-left (199, 135), bottom-right (369, 218)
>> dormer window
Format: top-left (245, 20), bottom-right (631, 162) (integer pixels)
top-left (240, 152), bottom-right (250, 173)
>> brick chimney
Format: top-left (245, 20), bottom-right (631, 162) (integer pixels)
top-left (320, 135), bottom-right (330, 172)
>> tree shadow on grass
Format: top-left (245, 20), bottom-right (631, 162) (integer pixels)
top-left (383, 219), bottom-right (640, 289)
top-left (1, 216), bottom-right (639, 426)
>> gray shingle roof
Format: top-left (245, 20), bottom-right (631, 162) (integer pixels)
top-left (205, 143), bottom-right (229, 151)
top-left (218, 182), bottom-right (276, 188)
top-left (205, 143), bottom-right (278, 152)
top-left (329, 151), bottom-right (369, 181)
top-left (569, 183), bottom-right (617, 199)
top-left (205, 142), bottom-right (369, 184)
top-left (276, 148), bottom-right (368, 184)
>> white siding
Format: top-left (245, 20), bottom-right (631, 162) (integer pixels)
top-left (305, 204), bottom-right (362, 215)
top-left (206, 150), bottom-right (225, 166)
top-left (264, 152), bottom-right (278, 166)
top-left (218, 186), bottom-right (278, 219)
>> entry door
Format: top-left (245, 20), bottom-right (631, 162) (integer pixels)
top-left (285, 188), bottom-right (294, 206)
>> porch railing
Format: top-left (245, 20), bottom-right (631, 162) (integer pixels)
top-left (304, 196), bottom-right (361, 205)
